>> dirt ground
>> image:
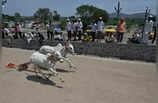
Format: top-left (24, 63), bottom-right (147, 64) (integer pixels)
top-left (0, 47), bottom-right (157, 103)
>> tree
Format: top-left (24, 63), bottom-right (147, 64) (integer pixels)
top-left (76, 5), bottom-right (109, 25)
top-left (53, 10), bottom-right (60, 21)
top-left (14, 12), bottom-right (22, 22)
top-left (34, 8), bottom-right (52, 24)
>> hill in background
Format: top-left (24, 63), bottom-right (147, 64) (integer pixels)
top-left (109, 12), bottom-right (148, 19)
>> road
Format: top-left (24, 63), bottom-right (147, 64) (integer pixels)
top-left (0, 47), bottom-right (157, 103)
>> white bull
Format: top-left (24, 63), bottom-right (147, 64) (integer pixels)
top-left (21, 51), bottom-right (63, 81)
top-left (39, 41), bottom-right (76, 71)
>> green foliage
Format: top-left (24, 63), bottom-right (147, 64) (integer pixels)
top-left (59, 17), bottom-right (67, 30)
top-left (53, 10), bottom-right (60, 21)
top-left (14, 12), bottom-right (23, 22)
top-left (76, 5), bottom-right (109, 25)
top-left (2, 14), bottom-right (15, 22)
top-left (107, 18), bottom-right (119, 25)
top-left (23, 16), bottom-right (34, 21)
top-left (33, 8), bottom-right (53, 24)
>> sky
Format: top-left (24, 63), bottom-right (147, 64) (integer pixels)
top-left (2, 0), bottom-right (157, 16)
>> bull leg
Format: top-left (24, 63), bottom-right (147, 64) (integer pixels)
top-left (63, 57), bottom-right (76, 70)
top-left (37, 67), bottom-right (49, 80)
top-left (34, 64), bottom-right (38, 76)
top-left (49, 68), bottom-right (64, 82)
top-left (49, 67), bottom-right (58, 76)
top-left (51, 62), bottom-right (57, 71)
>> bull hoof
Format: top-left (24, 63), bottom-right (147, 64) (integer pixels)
top-left (45, 77), bottom-right (50, 81)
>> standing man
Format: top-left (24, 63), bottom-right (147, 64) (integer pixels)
top-left (67, 19), bottom-right (72, 40)
top-left (152, 16), bottom-right (156, 44)
top-left (143, 15), bottom-right (153, 44)
top-left (72, 20), bottom-right (78, 41)
top-left (117, 18), bottom-right (126, 43)
top-left (17, 23), bottom-right (23, 39)
top-left (92, 22), bottom-right (97, 42)
top-left (14, 24), bottom-right (18, 39)
top-left (97, 17), bottom-right (104, 39)
top-left (46, 23), bottom-right (50, 40)
top-left (4, 27), bottom-right (10, 37)
top-left (50, 23), bottom-right (54, 40)
top-left (77, 18), bottom-right (83, 40)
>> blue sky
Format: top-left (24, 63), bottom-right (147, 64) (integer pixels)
top-left (2, 0), bottom-right (157, 16)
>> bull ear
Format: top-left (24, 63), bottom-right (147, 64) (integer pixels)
top-left (65, 43), bottom-right (69, 48)
top-left (66, 40), bottom-right (70, 46)
top-left (51, 50), bottom-right (55, 54)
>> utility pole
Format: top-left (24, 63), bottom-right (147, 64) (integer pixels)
top-left (114, 0), bottom-right (122, 19)
top-left (0, 0), bottom-right (2, 47)
top-left (0, 0), bottom-right (7, 59)
top-left (156, 6), bottom-right (158, 72)
top-left (142, 7), bottom-right (151, 33)
top-left (144, 7), bottom-right (150, 21)
top-left (0, 0), bottom-right (2, 61)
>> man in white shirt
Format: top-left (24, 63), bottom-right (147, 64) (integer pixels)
top-left (97, 17), bottom-right (104, 39)
top-left (67, 19), bottom-right (72, 40)
top-left (4, 27), bottom-right (10, 35)
top-left (92, 22), bottom-right (97, 42)
top-left (72, 20), bottom-right (78, 41)
top-left (17, 23), bottom-right (23, 39)
top-left (77, 18), bottom-right (83, 40)
top-left (143, 15), bottom-right (154, 44)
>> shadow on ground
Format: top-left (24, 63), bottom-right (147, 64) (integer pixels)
top-left (18, 67), bottom-right (74, 73)
top-left (26, 75), bottom-right (63, 88)
top-left (56, 68), bottom-right (76, 73)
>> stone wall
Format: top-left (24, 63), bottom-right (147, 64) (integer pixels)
top-left (2, 39), bottom-right (156, 62)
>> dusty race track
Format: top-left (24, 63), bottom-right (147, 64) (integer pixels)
top-left (0, 47), bottom-right (157, 103)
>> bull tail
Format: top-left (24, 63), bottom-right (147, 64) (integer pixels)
top-left (17, 62), bottom-right (31, 71)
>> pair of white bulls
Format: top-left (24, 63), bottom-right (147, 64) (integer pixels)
top-left (25, 41), bottom-right (76, 81)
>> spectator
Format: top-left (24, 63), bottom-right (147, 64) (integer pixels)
top-left (77, 18), bottom-right (83, 40)
top-left (152, 16), bottom-right (156, 44)
top-left (46, 23), bottom-right (50, 40)
top-left (14, 25), bottom-right (18, 39)
top-left (66, 19), bottom-right (72, 40)
top-left (92, 22), bottom-right (97, 42)
top-left (17, 23), bottom-right (23, 39)
top-left (36, 28), bottom-right (44, 45)
top-left (72, 20), bottom-right (78, 41)
top-left (50, 23), bottom-right (54, 40)
top-left (143, 15), bottom-right (153, 44)
top-left (117, 18), bottom-right (126, 42)
top-left (97, 17), bottom-right (104, 39)
top-left (4, 27), bottom-right (10, 37)
top-left (2, 27), bottom-right (5, 39)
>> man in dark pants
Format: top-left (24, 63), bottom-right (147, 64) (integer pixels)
top-left (77, 18), bottom-right (83, 40)
top-left (67, 19), bottom-right (72, 40)
top-left (50, 24), bottom-right (54, 40)
top-left (117, 32), bottom-right (124, 42)
top-left (2, 27), bottom-right (5, 39)
top-left (92, 23), bottom-right (97, 42)
top-left (72, 20), bottom-right (78, 41)
top-left (152, 17), bottom-right (156, 44)
top-left (38, 32), bottom-right (44, 45)
top-left (117, 18), bottom-right (126, 42)
top-left (152, 27), bottom-right (156, 44)
top-left (46, 23), bottom-right (50, 40)
top-left (97, 17), bottom-right (104, 41)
